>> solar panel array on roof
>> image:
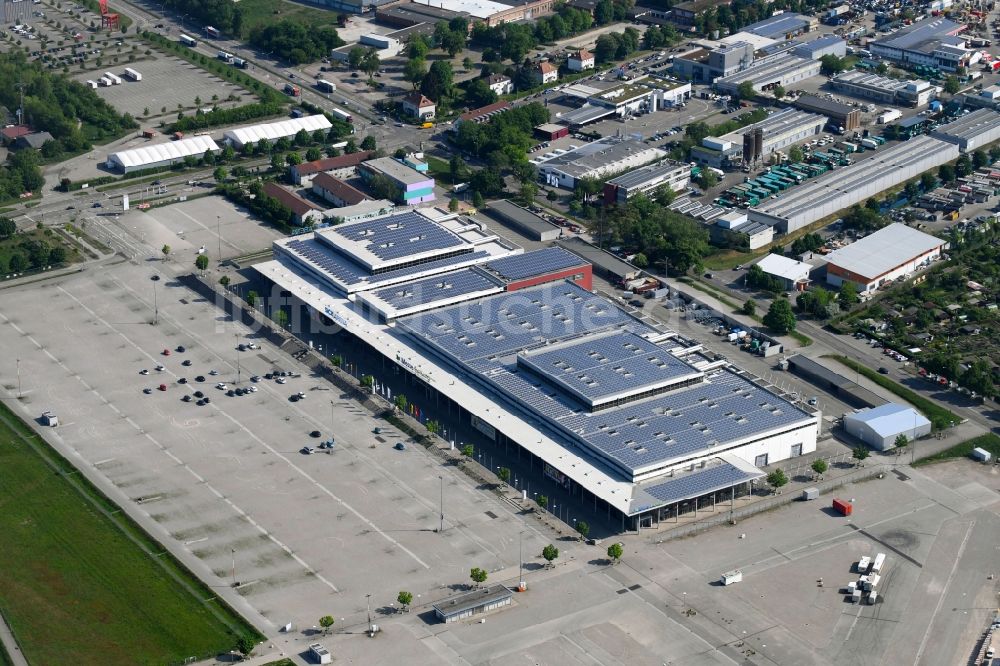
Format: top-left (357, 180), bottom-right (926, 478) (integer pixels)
top-left (399, 282), bottom-right (636, 363)
top-left (483, 247), bottom-right (586, 283)
top-left (281, 238), bottom-right (492, 292)
top-left (642, 459), bottom-right (763, 504)
top-left (370, 268), bottom-right (502, 311)
top-left (322, 211), bottom-right (467, 265)
top-left (518, 330), bottom-right (702, 407)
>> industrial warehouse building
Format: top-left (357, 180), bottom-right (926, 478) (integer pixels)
top-left (742, 12), bottom-right (816, 39)
top-left (930, 108), bottom-right (1000, 152)
top-left (830, 71), bottom-right (937, 107)
top-left (484, 199), bottom-right (561, 241)
top-left (869, 17), bottom-right (970, 72)
top-left (710, 210), bottom-right (775, 250)
top-left (312, 172), bottom-right (368, 207)
top-left (793, 94), bottom-right (860, 132)
top-left (106, 135), bottom-right (220, 173)
top-left (262, 182), bottom-right (324, 226)
top-left (255, 208), bottom-right (819, 532)
top-left (691, 108), bottom-right (826, 168)
top-left (824, 222), bottom-right (946, 292)
top-left (748, 135), bottom-right (961, 233)
top-left (223, 115), bottom-right (332, 150)
top-left (537, 137), bottom-right (667, 189)
top-left (557, 237), bottom-right (641, 284)
top-left (602, 160), bottom-right (690, 204)
top-left (382, 0), bottom-right (556, 26)
top-left (755, 253), bottom-right (812, 291)
top-left (793, 34), bottom-right (847, 59)
top-left (561, 79), bottom-right (691, 126)
top-left (713, 53), bottom-right (821, 95)
top-left (843, 403), bottom-right (931, 450)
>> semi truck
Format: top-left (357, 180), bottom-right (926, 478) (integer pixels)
top-left (877, 109), bottom-right (902, 124)
top-left (104, 71), bottom-right (122, 85)
top-left (204, 25), bottom-right (221, 38)
top-left (331, 107), bottom-right (353, 123)
top-left (179, 33), bottom-right (197, 47)
top-left (283, 83), bottom-right (301, 97)
top-left (316, 79), bottom-right (336, 93)
top-left (123, 67), bottom-right (141, 81)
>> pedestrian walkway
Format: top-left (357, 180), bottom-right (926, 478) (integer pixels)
top-left (0, 610), bottom-right (29, 666)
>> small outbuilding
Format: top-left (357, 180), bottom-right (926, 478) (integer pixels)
top-left (755, 253), bottom-right (812, 291)
top-left (842, 403), bottom-right (931, 450)
top-left (432, 584), bottom-right (513, 623)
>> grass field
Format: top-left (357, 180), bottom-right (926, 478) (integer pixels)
top-left (0, 228), bottom-right (83, 274)
top-left (913, 433), bottom-right (1000, 467)
top-left (0, 642), bottom-right (12, 666)
top-left (0, 402), bottom-right (259, 666)
top-left (825, 355), bottom-right (961, 430)
top-left (237, 0), bottom-right (340, 34)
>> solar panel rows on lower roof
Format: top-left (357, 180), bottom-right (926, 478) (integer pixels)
top-left (398, 283), bottom-right (641, 363)
top-left (486, 369), bottom-right (578, 421)
top-left (642, 461), bottom-right (762, 504)
top-left (519, 331), bottom-right (700, 403)
top-left (328, 211), bottom-right (466, 262)
top-left (571, 370), bottom-right (808, 468)
top-left (370, 268), bottom-right (502, 310)
top-left (483, 247), bottom-right (586, 282)
top-left (282, 238), bottom-right (492, 290)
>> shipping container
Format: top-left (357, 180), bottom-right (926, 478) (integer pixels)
top-left (179, 33), bottom-right (197, 47)
top-left (104, 72), bottom-right (122, 85)
top-left (833, 498), bottom-right (852, 516)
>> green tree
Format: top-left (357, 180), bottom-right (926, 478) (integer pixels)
top-left (397, 590), bottom-right (413, 612)
top-left (811, 459), bottom-right (828, 478)
top-left (520, 182), bottom-right (537, 206)
top-left (741, 299), bottom-right (757, 316)
top-left (943, 75), bottom-right (961, 95)
top-left (8, 253), bottom-right (27, 273)
top-left (607, 542), bottom-right (623, 565)
top-left (394, 393), bottom-right (409, 412)
top-left (306, 147), bottom-right (322, 161)
top-left (361, 135), bottom-right (377, 151)
top-left (246, 290), bottom-right (258, 307)
top-left (938, 163), bottom-right (956, 184)
top-left (360, 374), bottom-right (374, 389)
top-left (497, 467), bottom-right (511, 484)
top-left (894, 434), bottom-right (909, 449)
top-left (472, 190), bottom-right (485, 208)
top-left (235, 635), bottom-right (256, 659)
top-left (819, 54), bottom-right (847, 76)
top-left (408, 35), bottom-right (429, 60)
top-left (463, 56), bottom-right (473, 71)
top-left (360, 47), bottom-right (380, 81)
top-left (0, 218), bottom-right (15, 239)
top-left (772, 85), bottom-right (785, 99)
top-left (195, 254), bottom-right (209, 271)
top-left (426, 419), bottom-right (440, 435)
top-left (575, 520), bottom-right (590, 539)
top-left (852, 446), bottom-right (870, 465)
top-left (219, 275), bottom-right (231, 287)
top-left (470, 566), bottom-right (488, 587)
top-left (763, 298), bottom-right (796, 335)
top-left (347, 46), bottom-right (365, 70)
top-left (766, 468), bottom-right (788, 492)
top-left (788, 145), bottom-right (804, 163)
top-left (632, 252), bottom-right (648, 268)
top-left (449, 197), bottom-right (460, 212)
top-left (838, 281), bottom-right (859, 308)
top-left (461, 443), bottom-right (474, 457)
top-left (404, 57), bottom-right (428, 90)
top-left (274, 309), bottom-right (289, 329)
top-left (536, 494), bottom-right (548, 510)
top-left (920, 172), bottom-right (937, 191)
top-left (449, 155), bottom-right (466, 181)
top-left (542, 544), bottom-right (559, 567)
top-left (213, 166), bottom-right (227, 182)
top-left (161, 244), bottom-right (171, 261)
top-left (737, 81), bottom-right (756, 101)
top-left (319, 615), bottom-right (335, 633)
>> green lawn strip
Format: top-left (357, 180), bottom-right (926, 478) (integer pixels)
top-left (789, 330), bottom-right (813, 346)
top-left (825, 355), bottom-right (961, 430)
top-left (0, 402), bottom-right (260, 666)
top-left (261, 660), bottom-right (296, 666)
top-left (913, 433), bottom-right (1000, 467)
top-left (424, 155), bottom-right (455, 186)
top-left (235, 0), bottom-right (339, 34)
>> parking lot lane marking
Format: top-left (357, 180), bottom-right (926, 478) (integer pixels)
top-left (93, 458), bottom-right (115, 466)
top-left (913, 519), bottom-right (975, 665)
top-left (95, 276), bottom-right (431, 572)
top-left (843, 604), bottom-right (864, 642)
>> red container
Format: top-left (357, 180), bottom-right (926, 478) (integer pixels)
top-left (833, 498), bottom-right (853, 516)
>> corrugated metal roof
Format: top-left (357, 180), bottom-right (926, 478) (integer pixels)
top-left (844, 403), bottom-right (930, 437)
top-left (756, 253), bottom-right (812, 283)
top-left (110, 135), bottom-right (220, 169)
top-left (825, 223), bottom-right (944, 281)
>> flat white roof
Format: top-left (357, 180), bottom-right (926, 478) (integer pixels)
top-left (825, 223), bottom-right (944, 281)
top-left (843, 403), bottom-right (931, 437)
top-left (109, 135), bottom-right (219, 168)
top-left (223, 115), bottom-right (332, 147)
top-left (409, 0), bottom-right (512, 18)
top-left (756, 253), bottom-right (812, 283)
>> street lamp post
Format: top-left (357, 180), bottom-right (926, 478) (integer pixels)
top-left (438, 475), bottom-right (444, 533)
top-left (151, 275), bottom-right (158, 324)
top-left (217, 215), bottom-right (222, 260)
top-left (16, 359), bottom-right (21, 398)
top-left (231, 548), bottom-right (237, 587)
top-left (518, 530), bottom-right (524, 590)
top-left (234, 335), bottom-right (241, 384)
